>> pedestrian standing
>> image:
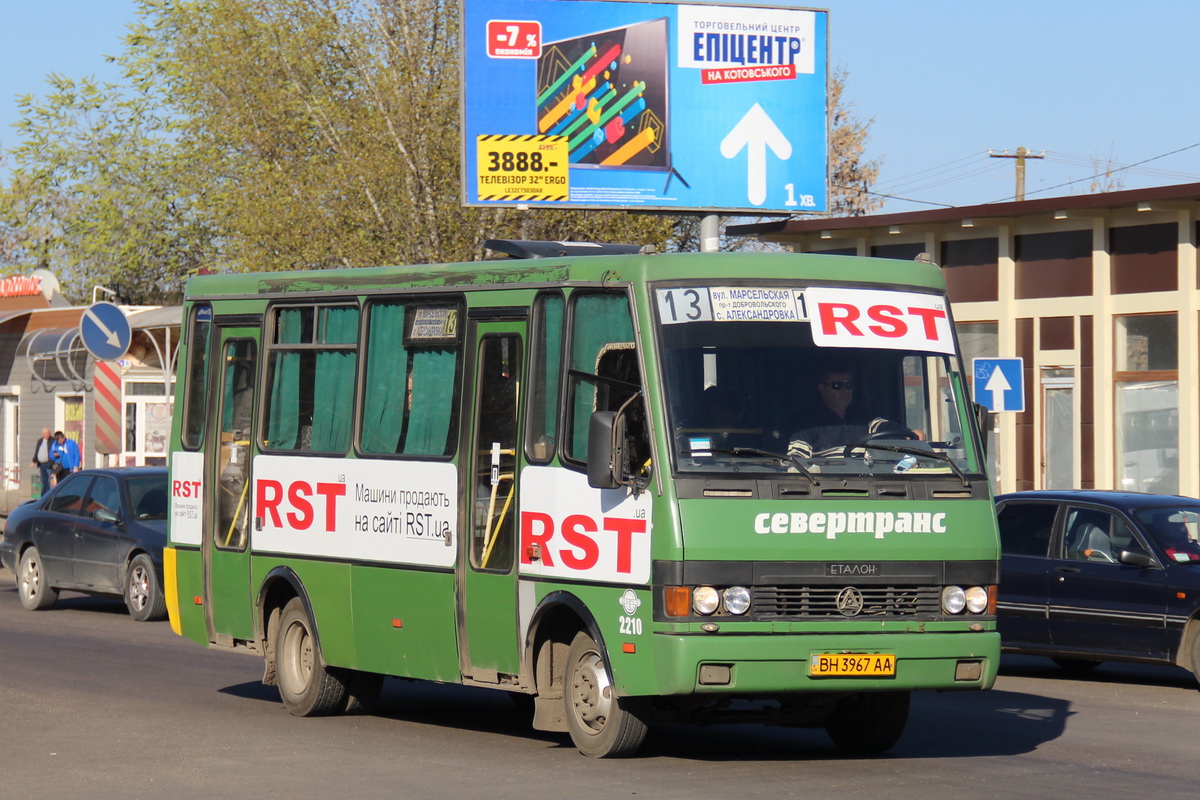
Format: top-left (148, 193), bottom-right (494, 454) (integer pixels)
top-left (29, 428), bottom-right (54, 495)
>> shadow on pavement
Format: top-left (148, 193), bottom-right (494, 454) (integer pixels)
top-left (216, 673), bottom-right (1072, 760)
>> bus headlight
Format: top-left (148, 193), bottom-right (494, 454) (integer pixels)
top-left (693, 586), bottom-right (720, 615)
top-left (942, 585), bottom-right (967, 615)
top-left (965, 586), bottom-right (990, 614)
top-left (723, 586), bottom-right (752, 615)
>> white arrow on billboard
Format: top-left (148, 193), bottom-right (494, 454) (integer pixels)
top-left (84, 306), bottom-right (123, 348)
top-left (984, 365), bottom-right (1012, 412)
top-left (720, 103), bottom-right (792, 206)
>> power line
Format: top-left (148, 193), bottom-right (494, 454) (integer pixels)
top-left (1042, 150), bottom-right (1200, 182)
top-left (833, 185), bottom-right (955, 208)
top-left (995, 141), bottom-right (1200, 202)
top-left (878, 152), bottom-right (981, 187)
top-left (892, 162), bottom-right (1008, 196)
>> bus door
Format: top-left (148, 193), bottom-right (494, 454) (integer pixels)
top-left (202, 327), bottom-right (259, 645)
top-left (458, 319), bottom-right (524, 681)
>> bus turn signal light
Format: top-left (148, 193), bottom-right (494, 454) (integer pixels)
top-left (665, 586), bottom-right (691, 617)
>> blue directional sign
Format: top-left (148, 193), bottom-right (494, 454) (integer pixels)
top-left (79, 301), bottom-right (132, 361)
top-left (973, 358), bottom-right (1025, 413)
top-left (461, 0), bottom-right (828, 213)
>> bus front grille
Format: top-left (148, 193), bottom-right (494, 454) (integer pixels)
top-left (754, 585), bottom-right (942, 618)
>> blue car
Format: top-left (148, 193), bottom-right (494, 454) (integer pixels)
top-left (0, 467), bottom-right (169, 621)
top-left (996, 490), bottom-right (1200, 684)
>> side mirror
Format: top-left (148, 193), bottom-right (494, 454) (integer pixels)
top-left (587, 410), bottom-right (622, 489)
top-left (1117, 550), bottom-right (1156, 568)
top-left (94, 507), bottom-right (122, 525)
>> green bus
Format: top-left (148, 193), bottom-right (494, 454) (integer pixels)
top-left (165, 241), bottom-right (1000, 757)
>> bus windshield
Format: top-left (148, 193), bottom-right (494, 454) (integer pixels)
top-left (656, 284), bottom-right (979, 479)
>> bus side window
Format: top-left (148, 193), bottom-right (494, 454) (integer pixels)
top-left (359, 299), bottom-right (462, 457)
top-left (525, 292), bottom-right (564, 463)
top-left (263, 304), bottom-right (358, 454)
top-left (562, 292), bottom-right (644, 467)
top-left (181, 304), bottom-right (213, 450)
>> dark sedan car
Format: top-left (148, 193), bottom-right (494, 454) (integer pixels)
top-left (996, 490), bottom-right (1200, 684)
top-left (0, 467), bottom-right (169, 621)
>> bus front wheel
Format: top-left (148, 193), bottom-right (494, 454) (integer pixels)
top-left (824, 690), bottom-right (910, 755)
top-left (275, 596), bottom-right (347, 716)
top-left (564, 631), bottom-right (648, 758)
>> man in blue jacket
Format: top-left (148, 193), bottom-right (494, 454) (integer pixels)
top-left (50, 431), bottom-right (82, 482)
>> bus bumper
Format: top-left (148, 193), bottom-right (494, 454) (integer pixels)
top-left (648, 630), bottom-right (1000, 696)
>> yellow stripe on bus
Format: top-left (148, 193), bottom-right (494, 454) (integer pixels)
top-left (164, 546), bottom-right (182, 636)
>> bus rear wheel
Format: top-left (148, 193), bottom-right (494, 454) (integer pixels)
top-left (275, 597), bottom-right (348, 716)
top-left (564, 631), bottom-right (647, 758)
top-left (824, 691), bottom-right (910, 755)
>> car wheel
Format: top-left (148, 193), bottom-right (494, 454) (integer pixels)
top-left (563, 631), bottom-right (648, 758)
top-left (1051, 657), bottom-right (1102, 674)
top-left (17, 546), bottom-right (59, 611)
top-left (825, 691), bottom-right (910, 755)
top-left (274, 596), bottom-right (348, 716)
top-left (124, 553), bottom-right (167, 622)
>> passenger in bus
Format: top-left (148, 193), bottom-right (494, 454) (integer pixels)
top-left (787, 367), bottom-right (916, 459)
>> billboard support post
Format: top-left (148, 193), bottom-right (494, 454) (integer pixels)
top-left (700, 214), bottom-right (720, 252)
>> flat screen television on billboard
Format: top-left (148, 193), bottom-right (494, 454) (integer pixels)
top-left (535, 17), bottom-right (670, 173)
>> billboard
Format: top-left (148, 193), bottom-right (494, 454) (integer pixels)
top-left (462, 1), bottom-right (829, 214)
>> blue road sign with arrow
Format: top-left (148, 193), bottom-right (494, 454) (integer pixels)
top-left (79, 301), bottom-right (132, 361)
top-left (973, 357), bottom-right (1025, 413)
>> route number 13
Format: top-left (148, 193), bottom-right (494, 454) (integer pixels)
top-left (656, 288), bottom-right (714, 324)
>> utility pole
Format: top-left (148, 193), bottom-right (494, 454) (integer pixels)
top-left (989, 147), bottom-right (1045, 201)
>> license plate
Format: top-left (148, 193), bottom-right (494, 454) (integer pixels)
top-left (809, 653), bottom-right (896, 677)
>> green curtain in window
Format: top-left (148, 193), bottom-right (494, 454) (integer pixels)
top-left (311, 307), bottom-right (359, 452)
top-left (361, 304), bottom-right (409, 453)
top-left (569, 294), bottom-right (634, 460)
top-left (406, 348), bottom-right (457, 455)
top-left (267, 309), bottom-right (303, 449)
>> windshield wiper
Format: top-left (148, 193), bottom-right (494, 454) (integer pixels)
top-left (681, 446), bottom-right (821, 485)
top-left (849, 442), bottom-right (972, 488)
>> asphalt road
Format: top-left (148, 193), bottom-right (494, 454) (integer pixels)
top-left (1, 568), bottom-right (1197, 800)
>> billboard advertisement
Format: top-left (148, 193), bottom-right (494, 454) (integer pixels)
top-left (462, 0), bottom-right (828, 213)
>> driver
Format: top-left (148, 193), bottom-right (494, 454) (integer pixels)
top-left (788, 367), bottom-right (917, 459)
top-left (1160, 521), bottom-right (1200, 563)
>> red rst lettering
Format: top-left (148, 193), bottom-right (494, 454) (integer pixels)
top-left (907, 306), bottom-right (947, 340)
top-left (603, 517), bottom-right (647, 574)
top-left (256, 479), bottom-right (284, 527)
top-left (866, 304), bottom-right (906, 338)
top-left (315, 482), bottom-right (346, 532)
top-left (519, 511), bottom-right (557, 566)
top-left (287, 481), bottom-right (313, 530)
top-left (559, 514), bottom-right (600, 570)
top-left (817, 302), bottom-right (862, 336)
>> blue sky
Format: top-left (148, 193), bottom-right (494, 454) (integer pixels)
top-left (3, 0), bottom-right (1200, 214)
